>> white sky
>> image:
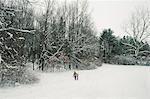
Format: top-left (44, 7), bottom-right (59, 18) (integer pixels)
top-left (32, 0), bottom-right (150, 37)
top-left (88, 0), bottom-right (150, 36)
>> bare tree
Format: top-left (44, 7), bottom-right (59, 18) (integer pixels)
top-left (123, 7), bottom-right (150, 57)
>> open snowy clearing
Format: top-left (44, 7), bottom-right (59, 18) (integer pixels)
top-left (0, 64), bottom-right (150, 99)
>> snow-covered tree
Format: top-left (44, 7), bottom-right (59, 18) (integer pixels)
top-left (0, 0), bottom-right (37, 86)
top-left (123, 7), bottom-right (150, 57)
top-left (37, 0), bottom-right (99, 71)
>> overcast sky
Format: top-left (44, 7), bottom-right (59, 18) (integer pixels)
top-left (33, 0), bottom-right (150, 37)
top-left (88, 0), bottom-right (150, 37)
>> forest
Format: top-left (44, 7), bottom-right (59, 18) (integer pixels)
top-left (0, 0), bottom-right (150, 87)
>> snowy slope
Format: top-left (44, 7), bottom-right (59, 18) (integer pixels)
top-left (0, 64), bottom-right (150, 99)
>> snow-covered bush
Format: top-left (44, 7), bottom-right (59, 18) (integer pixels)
top-left (145, 61), bottom-right (150, 66)
top-left (136, 57), bottom-right (150, 66)
top-left (0, 62), bottom-right (39, 87)
top-left (111, 55), bottom-right (137, 65)
top-left (77, 58), bottom-right (101, 70)
top-left (77, 62), bottom-right (97, 70)
top-left (94, 58), bottom-right (102, 67)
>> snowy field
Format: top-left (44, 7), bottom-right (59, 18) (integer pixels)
top-left (0, 64), bottom-right (150, 99)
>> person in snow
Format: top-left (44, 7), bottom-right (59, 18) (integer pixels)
top-left (73, 71), bottom-right (79, 80)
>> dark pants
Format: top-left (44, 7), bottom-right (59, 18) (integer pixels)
top-left (74, 75), bottom-right (78, 80)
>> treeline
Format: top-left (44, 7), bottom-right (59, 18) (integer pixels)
top-left (99, 29), bottom-right (150, 65)
top-left (99, 7), bottom-right (150, 65)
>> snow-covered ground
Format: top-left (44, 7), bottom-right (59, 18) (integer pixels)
top-left (0, 64), bottom-right (150, 99)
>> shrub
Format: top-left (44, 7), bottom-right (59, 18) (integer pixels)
top-left (93, 58), bottom-right (102, 67)
top-left (136, 57), bottom-right (150, 66)
top-left (78, 62), bottom-right (97, 70)
top-left (78, 58), bottom-right (102, 70)
top-left (0, 62), bottom-right (39, 87)
top-left (111, 55), bottom-right (137, 65)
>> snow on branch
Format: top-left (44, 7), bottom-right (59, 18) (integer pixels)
top-left (0, 7), bottom-right (22, 12)
top-left (0, 54), bottom-right (2, 64)
top-left (121, 42), bottom-right (137, 49)
top-left (73, 43), bottom-right (97, 54)
top-left (138, 50), bottom-right (150, 54)
top-left (72, 33), bottom-right (89, 44)
top-left (71, 56), bottom-right (82, 63)
top-left (0, 27), bottom-right (35, 33)
top-left (49, 44), bottom-right (64, 60)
